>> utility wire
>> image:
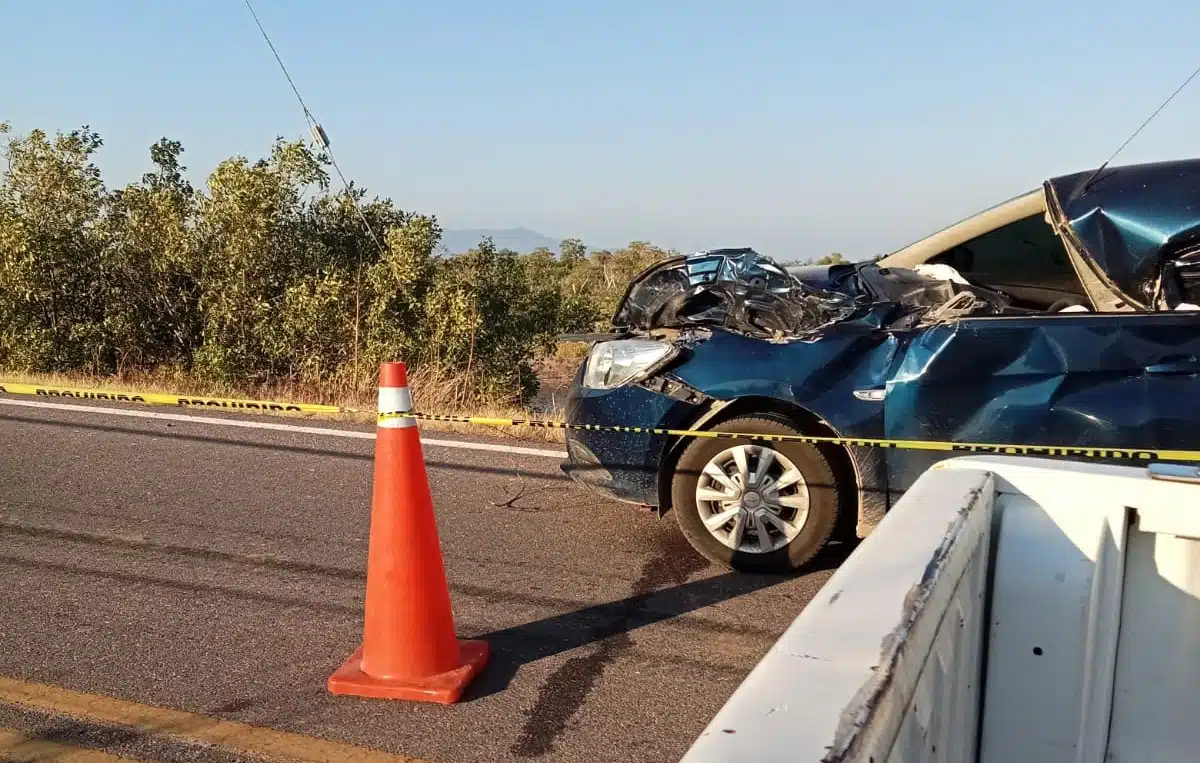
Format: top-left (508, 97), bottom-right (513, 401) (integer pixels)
top-left (241, 0), bottom-right (388, 258)
top-left (242, 0), bottom-right (317, 127)
top-left (1081, 59), bottom-right (1200, 194)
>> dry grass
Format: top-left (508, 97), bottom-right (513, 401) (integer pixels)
top-left (0, 365), bottom-right (569, 444)
top-left (533, 342), bottom-right (588, 389)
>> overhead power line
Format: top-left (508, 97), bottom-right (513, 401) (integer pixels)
top-left (241, 0), bottom-right (387, 258)
top-left (1081, 59), bottom-right (1200, 194)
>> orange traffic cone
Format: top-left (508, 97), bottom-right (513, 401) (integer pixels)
top-left (328, 362), bottom-right (488, 704)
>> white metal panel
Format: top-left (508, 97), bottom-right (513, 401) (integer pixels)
top-left (1105, 519), bottom-right (1200, 763)
top-left (936, 456), bottom-right (1200, 763)
top-left (680, 467), bottom-right (995, 763)
top-left (885, 534), bottom-right (990, 763)
top-left (970, 491), bottom-right (1128, 763)
top-left (684, 456), bottom-right (1200, 763)
top-left (1071, 498), bottom-right (1130, 763)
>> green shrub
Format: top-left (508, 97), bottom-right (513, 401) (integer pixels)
top-left (0, 123), bottom-right (675, 405)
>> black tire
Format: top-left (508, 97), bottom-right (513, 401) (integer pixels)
top-left (671, 415), bottom-right (841, 573)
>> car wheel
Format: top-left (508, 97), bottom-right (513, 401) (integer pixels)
top-left (670, 415), bottom-right (840, 573)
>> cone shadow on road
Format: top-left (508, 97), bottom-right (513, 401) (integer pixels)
top-left (466, 539), bottom-right (854, 703)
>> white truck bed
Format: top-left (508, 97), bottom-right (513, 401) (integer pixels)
top-left (680, 456), bottom-right (1200, 763)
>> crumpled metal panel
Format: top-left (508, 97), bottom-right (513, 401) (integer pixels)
top-left (614, 248), bottom-right (1008, 340)
top-left (669, 328), bottom-right (903, 524)
top-left (563, 325), bottom-right (903, 517)
top-left (1048, 158), bottom-right (1200, 305)
top-left (567, 298), bottom-right (1200, 532)
top-left (614, 248), bottom-right (860, 339)
top-left (881, 311), bottom-right (1200, 495)
top-left (563, 379), bottom-right (699, 506)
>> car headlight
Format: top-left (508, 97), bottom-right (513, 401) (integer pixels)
top-left (583, 339), bottom-right (679, 390)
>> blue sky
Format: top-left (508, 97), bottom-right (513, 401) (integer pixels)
top-left (4, 0), bottom-right (1199, 258)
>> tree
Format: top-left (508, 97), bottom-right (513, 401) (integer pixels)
top-left (190, 138), bottom-right (331, 382)
top-left (780, 252), bottom-right (850, 267)
top-left (0, 125), bottom-right (109, 371)
top-left (363, 211), bottom-right (441, 374)
top-left (100, 138), bottom-right (201, 371)
top-left (559, 237), bottom-right (587, 263)
top-left (562, 241), bottom-right (673, 328)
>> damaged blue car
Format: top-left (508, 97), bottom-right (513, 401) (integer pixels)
top-left (561, 157), bottom-right (1200, 572)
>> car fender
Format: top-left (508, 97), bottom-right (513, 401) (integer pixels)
top-left (654, 394), bottom-right (888, 541)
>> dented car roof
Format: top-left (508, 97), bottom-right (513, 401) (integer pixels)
top-left (1046, 157), bottom-right (1200, 309)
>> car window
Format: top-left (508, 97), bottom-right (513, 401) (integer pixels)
top-left (928, 212), bottom-right (1086, 303)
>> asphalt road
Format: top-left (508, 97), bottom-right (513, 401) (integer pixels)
top-left (0, 397), bottom-right (847, 763)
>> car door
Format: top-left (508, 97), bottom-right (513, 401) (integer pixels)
top-left (881, 310), bottom-right (1200, 496)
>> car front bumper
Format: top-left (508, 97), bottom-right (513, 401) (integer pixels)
top-left (561, 380), bottom-right (703, 507)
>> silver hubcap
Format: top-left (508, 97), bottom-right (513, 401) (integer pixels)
top-left (695, 445), bottom-right (810, 554)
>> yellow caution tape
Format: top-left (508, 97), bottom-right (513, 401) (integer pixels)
top-left (0, 381), bottom-right (346, 415)
top-left (376, 412), bottom-right (1200, 463)
top-left (2, 380), bottom-right (1199, 463)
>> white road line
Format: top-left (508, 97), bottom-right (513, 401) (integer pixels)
top-left (0, 398), bottom-right (567, 459)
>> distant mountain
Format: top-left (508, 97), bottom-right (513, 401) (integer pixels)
top-left (439, 227), bottom-right (561, 255)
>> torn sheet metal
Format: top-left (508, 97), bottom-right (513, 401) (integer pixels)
top-left (857, 264), bottom-right (1010, 329)
top-left (612, 248), bottom-right (859, 339)
top-left (1047, 158), bottom-right (1200, 307)
top-left (612, 248), bottom-right (1010, 340)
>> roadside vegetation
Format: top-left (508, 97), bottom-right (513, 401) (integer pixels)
top-left (0, 122), bottom-right (845, 436)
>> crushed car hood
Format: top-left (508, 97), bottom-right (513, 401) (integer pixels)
top-left (1046, 157), bottom-right (1200, 309)
top-left (611, 247), bottom-right (1011, 340)
top-left (609, 158), bottom-right (1200, 339)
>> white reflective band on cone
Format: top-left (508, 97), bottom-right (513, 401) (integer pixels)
top-left (377, 387), bottom-right (415, 429)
